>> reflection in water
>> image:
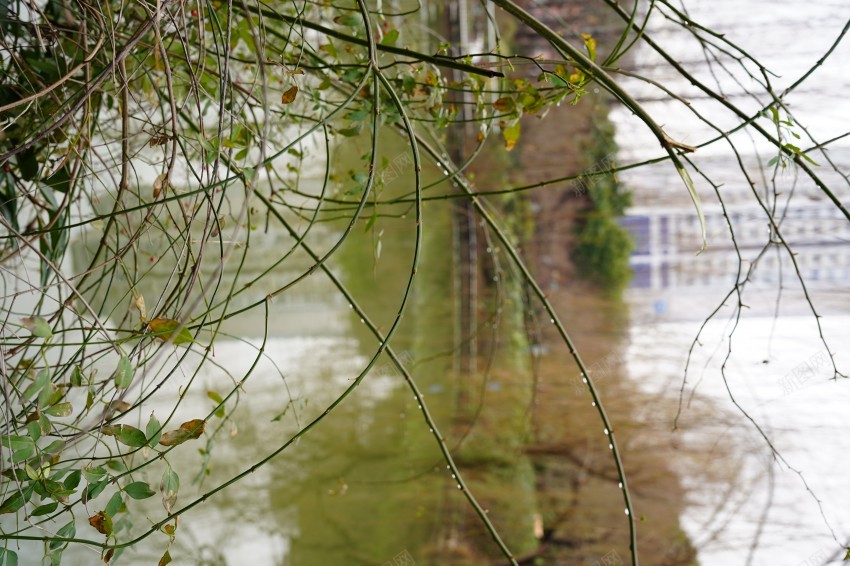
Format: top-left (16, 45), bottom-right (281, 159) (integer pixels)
top-left (44, 1), bottom-right (850, 564)
top-left (612, 0), bottom-right (850, 563)
top-left (66, 151), bottom-right (545, 565)
top-left (624, 201), bottom-right (850, 292)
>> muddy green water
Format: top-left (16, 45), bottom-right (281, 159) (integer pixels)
top-left (57, 138), bottom-right (550, 565)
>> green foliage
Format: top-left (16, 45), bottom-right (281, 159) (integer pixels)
top-left (573, 215), bottom-right (634, 291)
top-left (0, 0), bottom-right (835, 563)
top-left (572, 102), bottom-right (633, 291)
top-left (0, 0), bottom-right (633, 558)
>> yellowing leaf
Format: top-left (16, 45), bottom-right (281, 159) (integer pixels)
top-left (44, 402), bottom-right (72, 417)
top-left (89, 511), bottom-right (112, 536)
top-left (158, 419), bottom-right (205, 447)
top-left (148, 318), bottom-right (194, 345)
top-left (22, 317), bottom-right (52, 338)
top-left (492, 97), bottom-right (514, 112)
top-left (502, 121), bottom-right (521, 152)
top-left (161, 468), bottom-right (179, 513)
top-left (281, 85), bottom-right (298, 104)
top-left (380, 29), bottom-right (399, 46)
top-left (582, 33), bottom-right (597, 61)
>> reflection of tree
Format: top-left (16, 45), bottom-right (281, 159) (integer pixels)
top-left (0, 0), bottom-right (847, 564)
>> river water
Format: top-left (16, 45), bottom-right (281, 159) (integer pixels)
top-left (612, 1), bottom-right (850, 564)
top-left (4, 1), bottom-right (849, 565)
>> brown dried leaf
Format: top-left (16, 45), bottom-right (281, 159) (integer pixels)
top-left (158, 419), bottom-right (205, 447)
top-left (89, 511), bottom-right (112, 535)
top-left (281, 85), bottom-right (298, 104)
top-left (153, 173), bottom-right (167, 199)
top-left (492, 97), bottom-right (514, 111)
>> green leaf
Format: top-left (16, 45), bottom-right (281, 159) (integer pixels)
top-left (38, 382), bottom-right (59, 410)
top-left (0, 548), bottom-right (18, 566)
top-left (674, 162), bottom-right (707, 252)
top-left (124, 481), bottom-right (155, 500)
top-left (402, 74), bottom-right (415, 93)
top-left (380, 28), bottom-right (399, 46)
top-left (106, 459), bottom-right (128, 473)
top-left (16, 148), bottom-right (38, 180)
top-left (31, 501), bottom-right (58, 516)
top-left (768, 105), bottom-right (780, 124)
top-left (64, 470), bottom-right (81, 490)
top-left (114, 354), bottom-right (133, 388)
top-left (159, 550), bottom-right (172, 566)
top-left (146, 413), bottom-right (162, 447)
top-left (26, 421), bottom-right (41, 442)
top-left (43, 440), bottom-right (65, 454)
top-left (50, 521), bottom-right (75, 550)
top-left (148, 318), bottom-right (194, 345)
top-left (11, 442), bottom-right (34, 463)
top-left (23, 369), bottom-right (49, 401)
top-left (798, 150), bottom-right (819, 166)
top-left (346, 109), bottom-right (369, 121)
top-left (5, 435), bottom-right (31, 449)
top-left (342, 68), bottom-right (364, 84)
top-left (42, 479), bottom-right (71, 500)
top-left (21, 317), bottom-right (52, 338)
top-left (105, 491), bottom-right (123, 517)
top-left (70, 366), bottom-right (83, 386)
top-left (234, 147), bottom-right (249, 161)
top-left (44, 402), bottom-right (72, 417)
top-left (84, 478), bottom-right (108, 502)
top-left (39, 412), bottom-right (51, 435)
top-left (336, 126), bottom-right (361, 138)
top-left (55, 520), bottom-right (75, 545)
top-left (82, 466), bottom-right (106, 483)
top-left (333, 14), bottom-right (360, 26)
top-left (45, 165), bottom-right (71, 193)
top-left (0, 485), bottom-right (33, 514)
top-left (161, 468), bottom-right (179, 513)
top-left (24, 463), bottom-right (40, 481)
top-left (108, 425), bottom-right (146, 448)
top-left (207, 391), bottom-right (225, 419)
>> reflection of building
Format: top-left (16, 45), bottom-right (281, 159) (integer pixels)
top-left (623, 203), bottom-right (850, 290)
